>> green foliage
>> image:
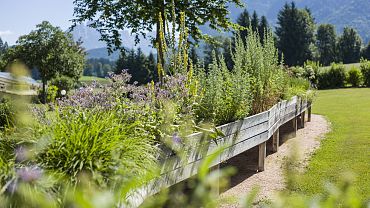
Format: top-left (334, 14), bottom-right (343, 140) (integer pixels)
top-left (235, 10), bottom-right (270, 45)
top-left (116, 49), bottom-right (157, 84)
top-left (71, 0), bottom-right (243, 55)
top-left (50, 76), bottom-right (74, 97)
top-left (338, 27), bottom-right (362, 64)
top-left (347, 67), bottom-right (362, 87)
top-left (316, 24), bottom-right (337, 66)
top-left (84, 58), bottom-right (115, 78)
top-left (362, 42), bottom-right (370, 60)
top-left (38, 85), bottom-right (58, 103)
top-left (241, 28), bottom-right (285, 113)
top-left (318, 63), bottom-right (346, 89)
top-left (195, 52), bottom-right (252, 126)
top-left (282, 76), bottom-right (311, 100)
top-left (276, 2), bottom-right (315, 66)
top-left (0, 98), bottom-right (14, 130)
top-left (360, 59), bottom-right (370, 87)
top-left (36, 109), bottom-right (158, 186)
top-left (3, 21), bottom-right (85, 103)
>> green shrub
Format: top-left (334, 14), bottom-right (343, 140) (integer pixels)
top-left (0, 98), bottom-right (15, 130)
top-left (304, 60), bottom-right (320, 85)
top-left (50, 76), bottom-right (75, 97)
top-left (347, 67), bottom-right (362, 87)
top-left (37, 85), bottom-right (58, 103)
top-left (360, 59), bottom-right (370, 87)
top-left (282, 76), bottom-right (311, 99)
top-left (195, 52), bottom-right (252, 126)
top-left (318, 63), bottom-right (346, 89)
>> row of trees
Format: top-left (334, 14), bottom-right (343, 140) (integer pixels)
top-left (276, 2), bottom-right (369, 66)
top-left (116, 49), bottom-right (157, 83)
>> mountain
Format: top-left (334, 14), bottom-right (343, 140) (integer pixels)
top-left (71, 23), bottom-right (156, 58)
top-left (226, 0), bottom-right (370, 43)
top-left (86, 48), bottom-right (121, 60)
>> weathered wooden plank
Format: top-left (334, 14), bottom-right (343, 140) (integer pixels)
top-left (161, 121), bottom-right (269, 173)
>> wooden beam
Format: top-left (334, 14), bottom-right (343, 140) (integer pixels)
top-left (308, 106), bottom-right (312, 122)
top-left (272, 129), bottom-right (280, 153)
top-left (258, 142), bottom-right (266, 171)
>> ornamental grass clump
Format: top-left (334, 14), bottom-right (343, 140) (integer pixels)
top-left (36, 109), bottom-right (159, 186)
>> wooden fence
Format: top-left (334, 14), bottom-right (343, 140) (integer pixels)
top-left (128, 96), bottom-right (311, 207)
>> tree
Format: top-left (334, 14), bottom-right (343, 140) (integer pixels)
top-left (0, 38), bottom-right (9, 70)
top-left (258, 15), bottom-right (269, 43)
top-left (189, 46), bottom-right (199, 66)
top-left (251, 11), bottom-right (259, 34)
top-left (276, 2), bottom-right (315, 66)
top-left (362, 42), bottom-right (370, 60)
top-left (316, 24), bottom-right (337, 66)
top-left (236, 9), bottom-right (251, 43)
top-left (337, 27), bottom-right (362, 64)
top-left (72, 0), bottom-right (243, 76)
top-left (146, 52), bottom-right (157, 81)
top-left (4, 21), bottom-right (85, 103)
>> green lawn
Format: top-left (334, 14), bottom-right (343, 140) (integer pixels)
top-left (295, 88), bottom-right (370, 201)
top-left (79, 76), bottom-right (111, 85)
top-left (320, 63), bottom-right (360, 72)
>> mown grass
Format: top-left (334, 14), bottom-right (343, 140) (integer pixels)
top-left (320, 63), bottom-right (360, 72)
top-left (294, 88), bottom-right (370, 201)
top-left (79, 76), bottom-right (111, 85)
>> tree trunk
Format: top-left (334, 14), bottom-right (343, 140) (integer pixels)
top-left (42, 78), bottom-right (47, 104)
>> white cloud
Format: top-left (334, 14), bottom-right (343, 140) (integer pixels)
top-left (0, 30), bottom-right (13, 36)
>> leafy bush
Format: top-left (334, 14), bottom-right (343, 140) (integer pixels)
top-left (50, 76), bottom-right (75, 97)
top-left (0, 98), bottom-right (15, 130)
top-left (304, 60), bottom-right (320, 85)
top-left (282, 76), bottom-right (311, 99)
top-left (37, 85), bottom-right (58, 103)
top-left (347, 66), bottom-right (362, 87)
top-left (360, 59), bottom-right (370, 87)
top-left (318, 63), bottom-right (346, 89)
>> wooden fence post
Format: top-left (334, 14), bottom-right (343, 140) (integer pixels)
top-left (258, 142), bottom-right (266, 172)
top-left (308, 105), bottom-right (312, 122)
top-left (272, 129), bottom-right (280, 153)
top-left (301, 111), bottom-right (306, 128)
top-left (292, 117), bottom-right (297, 137)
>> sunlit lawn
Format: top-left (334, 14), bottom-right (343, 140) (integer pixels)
top-left (295, 88), bottom-right (370, 201)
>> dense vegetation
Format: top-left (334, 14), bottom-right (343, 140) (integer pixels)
top-left (0, 17), bottom-right (313, 206)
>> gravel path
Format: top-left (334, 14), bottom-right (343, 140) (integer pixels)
top-left (219, 114), bottom-right (330, 207)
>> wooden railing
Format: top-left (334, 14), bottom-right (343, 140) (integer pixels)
top-left (128, 96), bottom-right (312, 206)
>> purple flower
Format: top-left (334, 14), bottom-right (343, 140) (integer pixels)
top-left (16, 166), bottom-right (43, 182)
top-left (172, 133), bottom-right (182, 144)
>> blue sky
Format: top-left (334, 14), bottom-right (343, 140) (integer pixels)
top-left (0, 0), bottom-right (75, 45)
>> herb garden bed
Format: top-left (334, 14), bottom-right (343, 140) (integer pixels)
top-left (129, 95), bottom-right (312, 206)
